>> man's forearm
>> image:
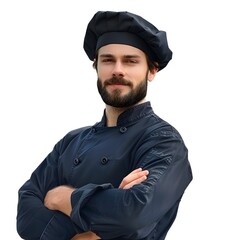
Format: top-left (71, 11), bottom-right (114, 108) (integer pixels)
top-left (44, 185), bottom-right (75, 216)
top-left (44, 168), bottom-right (149, 239)
top-left (44, 168), bottom-right (148, 216)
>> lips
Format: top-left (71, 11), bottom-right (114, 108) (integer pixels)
top-left (108, 83), bottom-right (128, 86)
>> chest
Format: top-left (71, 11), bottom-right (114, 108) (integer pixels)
top-left (58, 127), bottom-right (143, 188)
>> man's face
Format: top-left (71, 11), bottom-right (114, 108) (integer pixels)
top-left (96, 44), bottom-right (154, 108)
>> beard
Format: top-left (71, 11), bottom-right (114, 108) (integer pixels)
top-left (97, 74), bottom-right (148, 108)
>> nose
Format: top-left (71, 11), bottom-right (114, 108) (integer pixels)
top-left (112, 61), bottom-right (124, 77)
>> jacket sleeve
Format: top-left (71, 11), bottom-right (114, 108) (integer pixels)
top-left (17, 137), bottom-right (77, 240)
top-left (70, 126), bottom-right (193, 239)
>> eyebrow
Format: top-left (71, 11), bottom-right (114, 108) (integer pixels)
top-left (99, 54), bottom-right (141, 59)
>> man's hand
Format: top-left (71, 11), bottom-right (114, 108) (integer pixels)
top-left (71, 231), bottom-right (100, 240)
top-left (44, 186), bottom-right (101, 239)
top-left (119, 168), bottom-right (149, 189)
top-left (44, 185), bottom-right (75, 216)
top-left (45, 168), bottom-right (149, 240)
top-left (71, 168), bottom-right (149, 239)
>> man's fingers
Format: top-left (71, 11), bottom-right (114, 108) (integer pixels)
top-left (129, 168), bottom-right (143, 174)
top-left (119, 168), bottom-right (149, 189)
top-left (121, 175), bottom-right (148, 189)
top-left (71, 231), bottom-right (100, 240)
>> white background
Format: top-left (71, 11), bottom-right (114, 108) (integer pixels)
top-left (1, 0), bottom-right (239, 239)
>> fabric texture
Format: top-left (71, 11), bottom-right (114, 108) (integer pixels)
top-left (17, 102), bottom-right (192, 239)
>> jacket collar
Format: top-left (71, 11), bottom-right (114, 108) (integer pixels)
top-left (96, 101), bottom-right (153, 127)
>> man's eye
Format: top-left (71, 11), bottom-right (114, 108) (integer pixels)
top-left (102, 59), bottom-right (113, 62)
top-left (126, 59), bottom-right (137, 64)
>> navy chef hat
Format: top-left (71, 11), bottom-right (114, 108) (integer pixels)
top-left (83, 11), bottom-right (172, 71)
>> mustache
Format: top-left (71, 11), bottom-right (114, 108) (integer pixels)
top-left (104, 77), bottom-right (132, 87)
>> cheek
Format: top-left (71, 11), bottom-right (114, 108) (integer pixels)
top-left (97, 65), bottom-right (110, 79)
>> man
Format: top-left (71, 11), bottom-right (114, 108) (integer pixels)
top-left (17, 11), bottom-right (193, 240)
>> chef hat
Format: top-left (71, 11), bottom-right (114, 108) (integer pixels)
top-left (83, 11), bottom-right (172, 71)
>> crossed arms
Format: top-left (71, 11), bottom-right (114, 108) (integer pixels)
top-left (17, 126), bottom-right (192, 239)
top-left (44, 168), bottom-right (149, 240)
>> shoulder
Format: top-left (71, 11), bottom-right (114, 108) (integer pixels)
top-left (66, 126), bottom-right (92, 137)
top-left (54, 126), bottom-right (92, 152)
top-left (146, 113), bottom-right (184, 142)
top-left (64, 126), bottom-right (92, 142)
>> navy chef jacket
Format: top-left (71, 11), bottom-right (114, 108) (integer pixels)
top-left (17, 102), bottom-right (193, 240)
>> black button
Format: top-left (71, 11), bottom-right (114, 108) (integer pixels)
top-left (101, 157), bottom-right (109, 165)
top-left (73, 158), bottom-right (80, 165)
top-left (91, 127), bottom-right (96, 133)
top-left (119, 126), bottom-right (127, 133)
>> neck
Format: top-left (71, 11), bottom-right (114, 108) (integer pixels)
top-left (105, 99), bottom-right (146, 127)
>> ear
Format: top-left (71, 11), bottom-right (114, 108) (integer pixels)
top-left (147, 67), bottom-right (158, 82)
